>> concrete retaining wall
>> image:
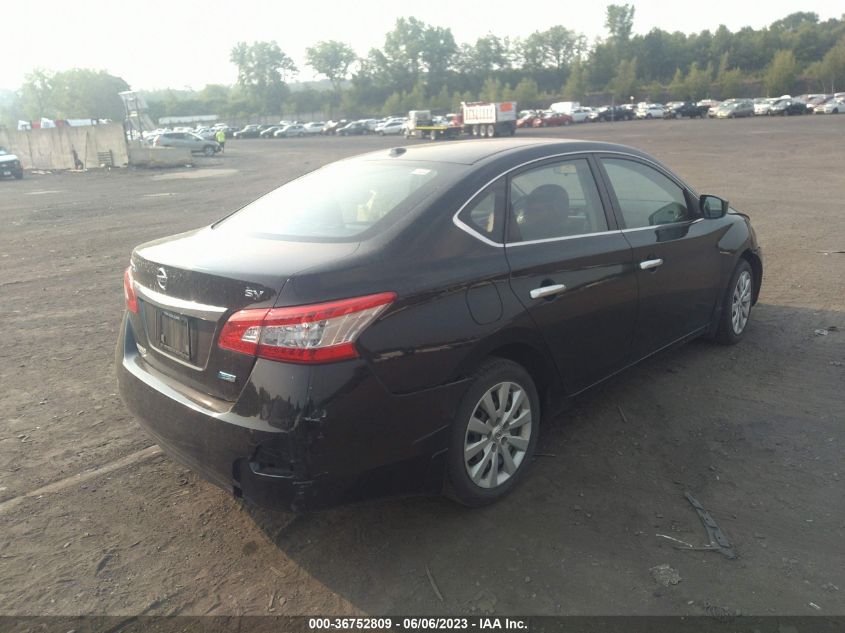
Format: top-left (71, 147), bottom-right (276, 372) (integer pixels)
top-left (127, 145), bottom-right (192, 167)
top-left (0, 123), bottom-right (129, 170)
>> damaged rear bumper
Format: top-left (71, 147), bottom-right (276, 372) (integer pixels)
top-left (116, 315), bottom-right (466, 511)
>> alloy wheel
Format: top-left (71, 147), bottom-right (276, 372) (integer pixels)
top-left (464, 381), bottom-right (532, 489)
top-left (731, 270), bottom-right (752, 334)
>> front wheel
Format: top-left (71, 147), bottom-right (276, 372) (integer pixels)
top-left (203, 145), bottom-right (214, 156)
top-left (445, 359), bottom-right (540, 507)
top-left (714, 260), bottom-right (754, 345)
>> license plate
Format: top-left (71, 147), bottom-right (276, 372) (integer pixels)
top-left (159, 311), bottom-right (191, 359)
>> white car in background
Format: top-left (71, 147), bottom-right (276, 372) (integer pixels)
top-left (817, 98), bottom-right (845, 114)
top-left (378, 119), bottom-right (406, 135)
top-left (569, 107), bottom-right (593, 123)
top-left (303, 122), bottom-right (325, 134)
top-left (753, 98), bottom-right (778, 115)
top-left (635, 103), bottom-right (665, 119)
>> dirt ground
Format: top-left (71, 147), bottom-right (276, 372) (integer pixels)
top-left (0, 116), bottom-right (843, 619)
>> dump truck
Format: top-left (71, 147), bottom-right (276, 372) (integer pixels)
top-left (405, 102), bottom-right (518, 140)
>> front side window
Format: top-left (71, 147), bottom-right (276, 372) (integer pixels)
top-left (508, 158), bottom-right (608, 243)
top-left (601, 158), bottom-right (691, 228)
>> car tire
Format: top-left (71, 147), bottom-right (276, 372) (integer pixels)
top-left (713, 260), bottom-right (754, 345)
top-left (203, 146), bottom-right (214, 156)
top-left (444, 358), bottom-right (540, 507)
top-left (14, 171), bottom-right (23, 180)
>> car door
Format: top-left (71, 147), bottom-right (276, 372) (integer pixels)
top-left (596, 155), bottom-right (724, 360)
top-left (504, 156), bottom-right (638, 394)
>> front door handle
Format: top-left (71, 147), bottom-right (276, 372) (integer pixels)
top-left (530, 284), bottom-right (567, 300)
top-left (639, 258), bottom-right (664, 271)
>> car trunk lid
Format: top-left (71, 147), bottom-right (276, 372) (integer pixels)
top-left (128, 227), bottom-right (359, 401)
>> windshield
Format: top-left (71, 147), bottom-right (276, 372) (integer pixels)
top-left (215, 159), bottom-right (459, 241)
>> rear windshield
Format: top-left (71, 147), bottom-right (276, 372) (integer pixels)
top-left (215, 159), bottom-right (457, 241)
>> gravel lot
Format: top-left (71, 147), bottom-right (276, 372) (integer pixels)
top-left (1, 115), bottom-right (843, 618)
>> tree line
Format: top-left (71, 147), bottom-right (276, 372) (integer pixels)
top-left (2, 7), bottom-right (845, 127)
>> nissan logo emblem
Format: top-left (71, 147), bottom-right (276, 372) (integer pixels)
top-left (156, 267), bottom-right (168, 291)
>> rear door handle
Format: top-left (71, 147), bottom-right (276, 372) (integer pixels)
top-left (530, 284), bottom-right (566, 300)
top-left (639, 258), bottom-right (664, 271)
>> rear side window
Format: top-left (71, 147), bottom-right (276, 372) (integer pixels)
top-left (458, 181), bottom-right (505, 243)
top-left (601, 158), bottom-right (691, 228)
top-left (216, 160), bottom-right (458, 241)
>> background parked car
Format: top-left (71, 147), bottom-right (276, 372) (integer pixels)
top-left (0, 146), bottom-right (24, 179)
top-left (665, 102), bottom-right (709, 118)
top-left (568, 107), bottom-right (593, 123)
top-left (233, 125), bottom-right (262, 139)
top-left (753, 98), bottom-right (778, 115)
top-left (259, 126), bottom-right (282, 138)
top-left (715, 99), bottom-right (754, 118)
top-left (768, 99), bottom-right (807, 116)
top-left (817, 98), bottom-right (845, 114)
top-left (274, 124), bottom-right (306, 138)
top-left (338, 121), bottom-right (370, 136)
top-left (533, 111), bottom-right (572, 127)
top-left (378, 119), bottom-right (406, 135)
top-left (154, 132), bottom-right (220, 155)
top-left (635, 103), bottom-right (665, 119)
top-left (323, 120), bottom-right (348, 135)
top-left (303, 122), bottom-right (325, 134)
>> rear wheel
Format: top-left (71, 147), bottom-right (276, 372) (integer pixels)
top-left (486, 124), bottom-right (496, 137)
top-left (445, 359), bottom-right (540, 507)
top-left (203, 145), bottom-right (214, 156)
top-left (714, 260), bottom-right (754, 345)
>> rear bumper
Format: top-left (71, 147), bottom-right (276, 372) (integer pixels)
top-left (116, 315), bottom-right (467, 511)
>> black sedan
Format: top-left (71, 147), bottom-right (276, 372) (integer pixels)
top-left (665, 102), bottom-right (709, 119)
top-left (768, 99), bottom-right (806, 116)
top-left (338, 121), bottom-right (369, 136)
top-left (117, 139), bottom-right (762, 511)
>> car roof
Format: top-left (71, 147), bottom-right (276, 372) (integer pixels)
top-left (360, 138), bottom-right (653, 166)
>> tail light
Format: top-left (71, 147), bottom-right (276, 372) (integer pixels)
top-left (123, 267), bottom-right (138, 313)
top-left (218, 292), bottom-right (395, 364)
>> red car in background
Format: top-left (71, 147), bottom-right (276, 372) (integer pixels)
top-left (516, 114), bottom-right (539, 128)
top-left (533, 111), bottom-right (573, 127)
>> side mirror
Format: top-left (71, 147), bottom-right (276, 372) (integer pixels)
top-left (700, 194), bottom-right (729, 219)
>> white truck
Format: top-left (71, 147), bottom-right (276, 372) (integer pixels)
top-left (461, 101), bottom-right (517, 137)
top-left (550, 101), bottom-right (580, 114)
top-left (405, 102), bottom-right (518, 140)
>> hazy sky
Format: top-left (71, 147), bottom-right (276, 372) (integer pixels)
top-left (3, 1), bottom-right (840, 91)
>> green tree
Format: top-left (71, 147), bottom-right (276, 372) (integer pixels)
top-left (421, 26), bottom-right (458, 94)
top-left (668, 68), bottom-right (686, 98)
top-left (20, 68), bottom-right (129, 120)
top-left (20, 69), bottom-right (55, 118)
top-left (765, 49), bottom-right (798, 95)
top-left (610, 58), bottom-right (638, 100)
top-left (382, 91), bottom-right (405, 116)
top-left (306, 41), bottom-right (357, 93)
top-left (561, 60), bottom-right (587, 99)
top-left (819, 38), bottom-right (845, 92)
top-left (605, 4), bottom-right (636, 42)
top-left (480, 77), bottom-right (504, 102)
top-left (230, 41), bottom-right (297, 114)
top-left (684, 62), bottom-right (711, 100)
top-left (719, 68), bottom-right (743, 98)
top-left (512, 78), bottom-right (540, 107)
